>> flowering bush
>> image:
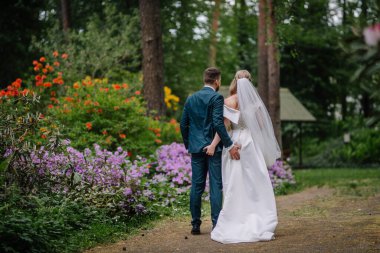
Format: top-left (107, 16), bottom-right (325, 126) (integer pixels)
top-left (45, 76), bottom-right (181, 155)
top-left (4, 141), bottom-right (180, 216)
top-left (268, 160), bottom-right (296, 189)
top-left (155, 142), bottom-right (295, 195)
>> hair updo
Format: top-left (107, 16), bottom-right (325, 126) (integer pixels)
top-left (229, 70), bottom-right (252, 95)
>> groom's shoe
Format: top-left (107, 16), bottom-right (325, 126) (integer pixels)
top-left (191, 224), bottom-right (201, 235)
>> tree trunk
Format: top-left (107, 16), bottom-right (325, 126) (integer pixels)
top-left (237, 0), bottom-right (250, 70)
top-left (359, 0), bottom-right (372, 117)
top-left (266, 0), bottom-right (282, 148)
top-left (341, 0), bottom-right (347, 120)
top-left (209, 0), bottom-right (221, 67)
top-left (61, 0), bottom-right (70, 33)
top-left (139, 0), bottom-right (166, 116)
top-left (258, 0), bottom-right (269, 107)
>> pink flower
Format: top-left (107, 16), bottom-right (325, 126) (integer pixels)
top-left (363, 24), bottom-right (380, 46)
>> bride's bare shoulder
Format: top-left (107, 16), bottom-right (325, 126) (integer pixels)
top-left (224, 94), bottom-right (238, 109)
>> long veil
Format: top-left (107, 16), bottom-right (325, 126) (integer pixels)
top-left (237, 78), bottom-right (281, 167)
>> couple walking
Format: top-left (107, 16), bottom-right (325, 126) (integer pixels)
top-left (180, 67), bottom-right (281, 244)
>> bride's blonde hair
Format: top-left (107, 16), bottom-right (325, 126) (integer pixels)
top-left (229, 70), bottom-right (252, 95)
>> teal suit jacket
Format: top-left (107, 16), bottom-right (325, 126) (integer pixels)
top-left (180, 86), bottom-right (233, 153)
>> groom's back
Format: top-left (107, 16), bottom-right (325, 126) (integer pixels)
top-left (184, 87), bottom-right (221, 153)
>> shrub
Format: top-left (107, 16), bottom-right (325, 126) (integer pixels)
top-left (46, 76), bottom-right (181, 155)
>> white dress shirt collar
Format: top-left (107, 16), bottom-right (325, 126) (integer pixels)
top-left (204, 85), bottom-right (216, 91)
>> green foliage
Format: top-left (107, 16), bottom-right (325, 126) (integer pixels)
top-left (33, 3), bottom-right (141, 84)
top-left (293, 125), bottom-right (380, 168)
top-left (0, 188), bottom-right (128, 253)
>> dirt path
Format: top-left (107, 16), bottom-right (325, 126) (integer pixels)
top-left (85, 187), bottom-right (380, 253)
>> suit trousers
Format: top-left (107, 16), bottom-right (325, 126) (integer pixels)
top-left (190, 151), bottom-right (223, 227)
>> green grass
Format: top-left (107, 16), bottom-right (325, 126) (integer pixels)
top-left (288, 168), bottom-right (380, 196)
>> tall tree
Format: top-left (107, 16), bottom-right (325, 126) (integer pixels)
top-left (139, 0), bottom-right (166, 115)
top-left (61, 0), bottom-right (71, 33)
top-left (359, 0), bottom-right (372, 117)
top-left (266, 0), bottom-right (281, 147)
top-left (209, 0), bottom-right (221, 67)
top-left (257, 0), bottom-right (268, 107)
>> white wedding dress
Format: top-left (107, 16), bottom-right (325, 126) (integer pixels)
top-left (210, 105), bottom-right (278, 244)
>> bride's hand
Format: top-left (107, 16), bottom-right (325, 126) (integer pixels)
top-left (203, 145), bottom-right (216, 156)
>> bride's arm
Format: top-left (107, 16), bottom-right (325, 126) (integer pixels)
top-left (204, 118), bottom-right (231, 156)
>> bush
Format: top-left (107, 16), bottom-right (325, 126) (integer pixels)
top-left (0, 188), bottom-right (126, 253)
top-left (299, 127), bottom-right (380, 167)
top-left (46, 76), bottom-right (181, 156)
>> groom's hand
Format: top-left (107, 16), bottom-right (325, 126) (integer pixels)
top-left (229, 145), bottom-right (240, 160)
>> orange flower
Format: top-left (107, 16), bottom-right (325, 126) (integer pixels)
top-left (114, 106), bottom-right (120, 110)
top-left (12, 81), bottom-right (21, 89)
top-left (112, 84), bottom-right (121, 90)
top-left (20, 89), bottom-right (29, 96)
top-left (135, 90), bottom-right (141, 95)
top-left (61, 53), bottom-right (68, 59)
top-left (41, 134), bottom-right (47, 139)
top-left (169, 118), bottom-right (177, 125)
top-left (122, 83), bottom-right (129, 89)
top-left (44, 82), bottom-right (52, 88)
top-left (102, 130), bottom-right (108, 135)
top-left (119, 133), bottom-right (126, 139)
top-left (84, 100), bottom-right (92, 106)
top-left (35, 80), bottom-right (43, 87)
top-left (33, 60), bottom-right (38, 65)
top-left (39, 114), bottom-right (45, 119)
top-left (85, 122), bottom-right (92, 130)
top-left (35, 75), bottom-right (42, 81)
top-left (73, 82), bottom-right (80, 89)
top-left (73, 92), bottom-right (78, 97)
top-left (156, 133), bottom-right (161, 137)
top-left (53, 51), bottom-right (59, 57)
top-left (93, 101), bottom-right (100, 106)
top-left (42, 68), bottom-right (48, 74)
top-left (40, 57), bottom-right (46, 62)
top-left (53, 61), bottom-right (60, 67)
top-left (155, 139), bottom-right (162, 144)
top-left (97, 108), bottom-right (103, 113)
top-left (48, 104), bottom-right (54, 109)
top-left (51, 91), bottom-right (56, 97)
top-left (16, 78), bottom-right (22, 84)
top-left (34, 66), bottom-right (40, 72)
top-left (64, 97), bottom-right (74, 102)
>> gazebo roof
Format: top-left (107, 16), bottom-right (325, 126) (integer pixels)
top-left (218, 86), bottom-right (316, 122)
top-left (280, 88), bottom-right (316, 122)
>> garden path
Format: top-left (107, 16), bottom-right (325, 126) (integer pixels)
top-left (85, 187), bottom-right (380, 253)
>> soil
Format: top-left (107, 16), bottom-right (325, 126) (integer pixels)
top-left (84, 187), bottom-right (380, 253)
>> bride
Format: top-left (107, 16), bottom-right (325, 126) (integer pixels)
top-left (204, 70), bottom-right (281, 244)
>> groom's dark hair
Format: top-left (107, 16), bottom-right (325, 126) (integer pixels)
top-left (204, 67), bottom-right (221, 84)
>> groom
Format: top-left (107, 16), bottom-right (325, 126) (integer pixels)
top-left (180, 67), bottom-right (240, 235)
